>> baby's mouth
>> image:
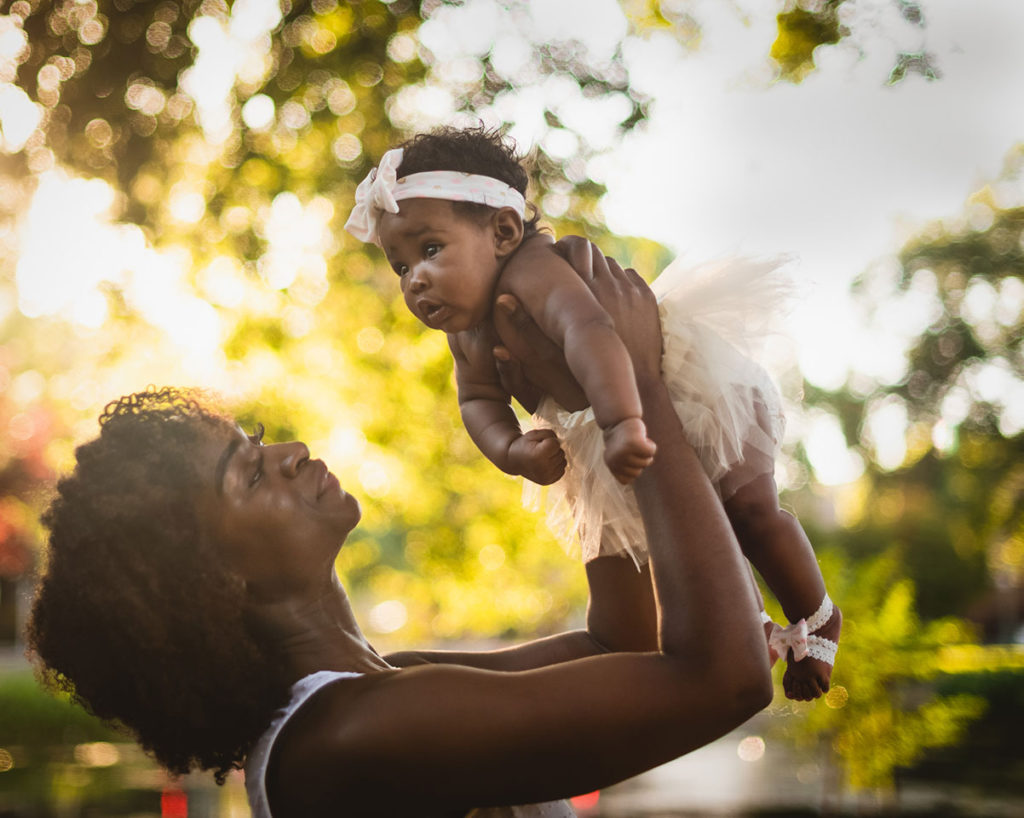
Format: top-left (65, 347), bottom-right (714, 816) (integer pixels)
top-left (417, 298), bottom-right (450, 328)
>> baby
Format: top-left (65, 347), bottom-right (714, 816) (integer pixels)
top-left (345, 126), bottom-right (840, 700)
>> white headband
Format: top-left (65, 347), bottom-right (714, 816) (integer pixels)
top-left (344, 147), bottom-right (527, 245)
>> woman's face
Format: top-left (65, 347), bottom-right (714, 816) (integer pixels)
top-left (194, 423), bottom-right (361, 599)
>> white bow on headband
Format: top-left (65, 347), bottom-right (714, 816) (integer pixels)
top-left (344, 147), bottom-right (527, 245)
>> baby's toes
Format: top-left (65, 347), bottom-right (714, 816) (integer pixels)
top-left (786, 676), bottom-right (815, 701)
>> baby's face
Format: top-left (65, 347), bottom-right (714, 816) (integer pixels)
top-left (378, 198), bottom-right (504, 333)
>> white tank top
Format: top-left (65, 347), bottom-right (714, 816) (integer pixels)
top-left (244, 670), bottom-right (576, 817)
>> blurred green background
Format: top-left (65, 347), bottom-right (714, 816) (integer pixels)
top-left (0, 0), bottom-right (1022, 815)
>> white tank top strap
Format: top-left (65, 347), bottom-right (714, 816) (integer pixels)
top-left (245, 670), bottom-right (362, 818)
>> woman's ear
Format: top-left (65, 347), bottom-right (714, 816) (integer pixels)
top-left (492, 207), bottom-right (525, 258)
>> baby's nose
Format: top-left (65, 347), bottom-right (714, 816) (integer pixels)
top-left (408, 267), bottom-right (429, 292)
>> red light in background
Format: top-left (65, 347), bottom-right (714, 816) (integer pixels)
top-left (571, 790), bottom-right (600, 810)
top-left (161, 787), bottom-right (188, 818)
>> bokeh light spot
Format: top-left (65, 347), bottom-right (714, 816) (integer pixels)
top-left (478, 543), bottom-right (506, 571)
top-left (825, 685), bottom-right (849, 709)
top-left (332, 133), bottom-right (362, 163)
top-left (78, 18), bottom-right (105, 46)
top-left (737, 735), bottom-right (766, 762)
top-left (168, 185), bottom-right (206, 224)
top-left (73, 742), bottom-right (120, 767)
top-left (84, 117), bottom-right (113, 147)
top-left (357, 326), bottom-right (385, 354)
top-left (387, 32), bottom-right (418, 63)
top-left (241, 93), bottom-right (275, 130)
top-left (368, 599), bottom-right (407, 633)
top-left (359, 460), bottom-right (390, 497)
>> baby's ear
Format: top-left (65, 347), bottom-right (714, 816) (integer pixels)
top-left (492, 207), bottom-right (524, 257)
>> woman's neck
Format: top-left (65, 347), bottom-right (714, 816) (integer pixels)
top-left (247, 573), bottom-right (392, 682)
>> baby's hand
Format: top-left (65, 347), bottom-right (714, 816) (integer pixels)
top-left (508, 429), bottom-right (566, 485)
top-left (603, 417), bottom-right (656, 484)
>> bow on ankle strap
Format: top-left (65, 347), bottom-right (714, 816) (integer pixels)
top-left (769, 619), bottom-right (809, 662)
top-left (765, 594), bottom-right (838, 666)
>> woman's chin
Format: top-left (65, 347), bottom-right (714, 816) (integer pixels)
top-left (334, 494), bottom-right (362, 537)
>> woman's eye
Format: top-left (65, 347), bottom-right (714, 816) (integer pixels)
top-left (249, 457), bottom-right (263, 487)
top-left (248, 422), bottom-right (265, 446)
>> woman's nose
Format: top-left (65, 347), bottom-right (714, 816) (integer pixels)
top-left (277, 441), bottom-right (310, 477)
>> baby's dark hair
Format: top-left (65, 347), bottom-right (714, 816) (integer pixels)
top-left (397, 125), bottom-right (542, 235)
top-left (25, 387), bottom-right (289, 783)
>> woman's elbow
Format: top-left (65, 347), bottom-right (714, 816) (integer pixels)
top-left (727, 661), bottom-right (774, 720)
top-left (741, 665), bottom-right (775, 715)
top-left (709, 653), bottom-right (774, 722)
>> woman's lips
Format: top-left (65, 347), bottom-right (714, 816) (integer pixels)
top-left (316, 461), bottom-right (340, 499)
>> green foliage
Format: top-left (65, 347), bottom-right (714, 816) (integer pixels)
top-left (827, 153), bottom-right (1024, 621)
top-left (771, 2), bottom-right (844, 82)
top-left (920, 669), bottom-right (1024, 792)
top-left (766, 548), bottom-right (989, 791)
top-left (775, 147), bottom-right (1024, 793)
top-left (0, 670), bottom-right (120, 748)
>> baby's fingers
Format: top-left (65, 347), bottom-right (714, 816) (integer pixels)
top-left (611, 455), bottom-right (654, 484)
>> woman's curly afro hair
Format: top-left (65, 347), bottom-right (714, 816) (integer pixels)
top-left (397, 124), bottom-right (542, 235)
top-left (26, 386), bottom-right (290, 783)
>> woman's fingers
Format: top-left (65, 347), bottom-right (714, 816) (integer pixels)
top-left (552, 236), bottom-right (596, 281)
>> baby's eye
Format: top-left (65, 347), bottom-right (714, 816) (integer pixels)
top-left (394, 263), bottom-right (409, 277)
top-left (424, 244), bottom-right (441, 258)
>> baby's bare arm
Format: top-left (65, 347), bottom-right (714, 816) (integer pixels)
top-left (505, 238), bottom-right (656, 481)
top-left (449, 334), bottom-right (565, 485)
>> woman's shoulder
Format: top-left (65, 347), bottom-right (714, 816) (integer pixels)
top-left (269, 669), bottom-right (391, 765)
top-left (260, 670), bottom-right (388, 814)
top-left (266, 666), bottom-right (484, 815)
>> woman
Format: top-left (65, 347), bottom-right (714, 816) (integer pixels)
top-left (26, 241), bottom-right (773, 817)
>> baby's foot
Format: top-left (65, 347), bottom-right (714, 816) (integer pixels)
top-left (783, 603), bottom-right (842, 701)
top-left (603, 417), bottom-right (656, 484)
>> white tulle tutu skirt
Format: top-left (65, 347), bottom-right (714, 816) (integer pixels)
top-left (523, 256), bottom-right (793, 567)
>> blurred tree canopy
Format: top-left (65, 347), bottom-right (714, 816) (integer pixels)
top-left (770, 148), bottom-right (1024, 794)
top-left (804, 147), bottom-right (1024, 627)
top-left (0, 0), bottom-right (878, 642)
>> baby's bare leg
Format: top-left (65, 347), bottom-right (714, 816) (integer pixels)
top-left (725, 473), bottom-right (840, 700)
top-left (586, 553), bottom-right (658, 653)
top-left (726, 474), bottom-right (824, 618)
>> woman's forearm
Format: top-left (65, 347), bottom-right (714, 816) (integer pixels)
top-left (633, 372), bottom-right (768, 672)
top-left (384, 631), bottom-right (605, 670)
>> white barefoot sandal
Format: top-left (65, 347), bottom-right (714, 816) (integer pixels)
top-left (761, 594), bottom-right (838, 666)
